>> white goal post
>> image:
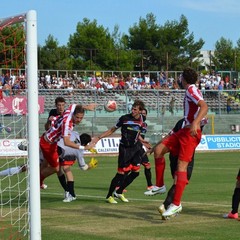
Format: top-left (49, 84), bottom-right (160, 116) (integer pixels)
top-left (0, 10), bottom-right (41, 239)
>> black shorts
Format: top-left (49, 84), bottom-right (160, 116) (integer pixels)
top-left (118, 142), bottom-right (142, 169)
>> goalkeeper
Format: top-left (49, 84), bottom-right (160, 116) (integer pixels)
top-left (57, 131), bottom-right (98, 203)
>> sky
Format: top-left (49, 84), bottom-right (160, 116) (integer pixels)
top-left (1, 0), bottom-right (240, 50)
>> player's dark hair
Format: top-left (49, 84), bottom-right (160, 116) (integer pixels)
top-left (80, 133), bottom-right (91, 146)
top-left (182, 67), bottom-right (198, 84)
top-left (132, 99), bottom-right (145, 111)
top-left (74, 105), bottom-right (85, 115)
top-left (55, 96), bottom-right (66, 105)
top-left (142, 108), bottom-right (148, 115)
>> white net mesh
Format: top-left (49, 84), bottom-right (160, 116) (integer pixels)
top-left (0, 14), bottom-right (29, 239)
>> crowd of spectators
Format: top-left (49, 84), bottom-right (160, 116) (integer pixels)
top-left (0, 71), bottom-right (239, 98)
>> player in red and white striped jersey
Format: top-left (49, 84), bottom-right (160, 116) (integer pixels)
top-left (40, 103), bottom-right (96, 186)
top-left (151, 67), bottom-right (208, 218)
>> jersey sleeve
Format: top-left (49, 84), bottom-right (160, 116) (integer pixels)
top-left (115, 115), bottom-right (124, 129)
top-left (187, 85), bottom-right (203, 104)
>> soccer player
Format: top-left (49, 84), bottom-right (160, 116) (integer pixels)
top-left (44, 96), bottom-right (66, 130)
top-left (57, 131), bottom-right (97, 202)
top-left (144, 117), bottom-right (207, 218)
top-left (115, 108), bottom-right (153, 193)
top-left (151, 67), bottom-right (208, 218)
top-left (40, 103), bottom-right (96, 187)
top-left (0, 164), bottom-right (27, 177)
top-left (44, 97), bottom-right (96, 190)
top-left (94, 99), bottom-right (151, 204)
top-left (223, 169), bottom-right (240, 220)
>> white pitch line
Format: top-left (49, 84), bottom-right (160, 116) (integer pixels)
top-left (40, 191), bottom-right (230, 208)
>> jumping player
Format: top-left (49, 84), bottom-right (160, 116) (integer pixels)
top-left (151, 67), bottom-right (208, 218)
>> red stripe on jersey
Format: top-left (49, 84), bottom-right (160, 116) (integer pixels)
top-left (184, 85), bottom-right (203, 125)
top-left (46, 104), bottom-right (76, 143)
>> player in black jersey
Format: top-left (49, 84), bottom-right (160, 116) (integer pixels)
top-left (44, 96), bottom-right (66, 131)
top-left (94, 99), bottom-right (151, 203)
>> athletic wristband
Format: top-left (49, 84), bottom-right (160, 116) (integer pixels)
top-left (79, 145), bottom-right (84, 150)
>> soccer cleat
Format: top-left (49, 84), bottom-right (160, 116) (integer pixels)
top-left (63, 193), bottom-right (75, 203)
top-left (40, 183), bottom-right (48, 189)
top-left (158, 204), bottom-right (166, 216)
top-left (114, 192), bottom-right (129, 202)
top-left (223, 212), bottom-right (238, 219)
top-left (72, 197), bottom-right (77, 201)
top-left (162, 203), bottom-right (182, 218)
top-left (147, 186), bottom-right (154, 191)
top-left (144, 185), bottom-right (166, 196)
top-left (106, 196), bottom-right (118, 204)
top-left (64, 191), bottom-right (69, 199)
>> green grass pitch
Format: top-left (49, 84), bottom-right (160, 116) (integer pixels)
top-left (1, 152), bottom-right (239, 239)
top-left (39, 152), bottom-right (239, 240)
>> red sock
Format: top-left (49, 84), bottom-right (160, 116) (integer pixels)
top-left (154, 157), bottom-right (165, 187)
top-left (173, 171), bottom-right (188, 206)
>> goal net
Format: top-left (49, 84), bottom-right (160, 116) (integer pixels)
top-left (0, 11), bottom-right (41, 239)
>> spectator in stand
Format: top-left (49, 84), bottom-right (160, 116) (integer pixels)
top-left (2, 79), bottom-right (12, 96)
top-left (227, 97), bottom-right (232, 114)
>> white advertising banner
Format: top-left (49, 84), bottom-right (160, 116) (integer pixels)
top-left (1, 135), bottom-right (240, 157)
top-left (0, 139), bottom-right (27, 156)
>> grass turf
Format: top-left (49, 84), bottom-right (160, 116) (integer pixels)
top-left (1, 152), bottom-right (239, 239)
top-left (39, 152), bottom-right (239, 240)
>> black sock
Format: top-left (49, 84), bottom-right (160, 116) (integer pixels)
top-left (163, 184), bottom-right (176, 209)
top-left (117, 171), bottom-right (139, 194)
top-left (144, 168), bottom-right (152, 187)
top-left (58, 174), bottom-right (68, 192)
top-left (232, 188), bottom-right (240, 214)
top-left (67, 181), bottom-right (75, 197)
top-left (106, 173), bottom-right (124, 198)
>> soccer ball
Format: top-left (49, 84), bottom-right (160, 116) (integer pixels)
top-left (104, 100), bottom-right (117, 112)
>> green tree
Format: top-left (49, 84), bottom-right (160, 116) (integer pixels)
top-left (126, 14), bottom-right (204, 71)
top-left (68, 18), bottom-right (117, 70)
top-left (212, 37), bottom-right (235, 71)
top-left (125, 13), bottom-right (160, 71)
top-left (39, 35), bottom-right (71, 70)
top-left (157, 15), bottom-right (204, 70)
top-left (234, 39), bottom-right (240, 71)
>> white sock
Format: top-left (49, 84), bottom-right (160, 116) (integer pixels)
top-left (0, 166), bottom-right (22, 176)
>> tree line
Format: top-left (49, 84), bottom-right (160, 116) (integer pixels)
top-left (1, 13), bottom-right (240, 72)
